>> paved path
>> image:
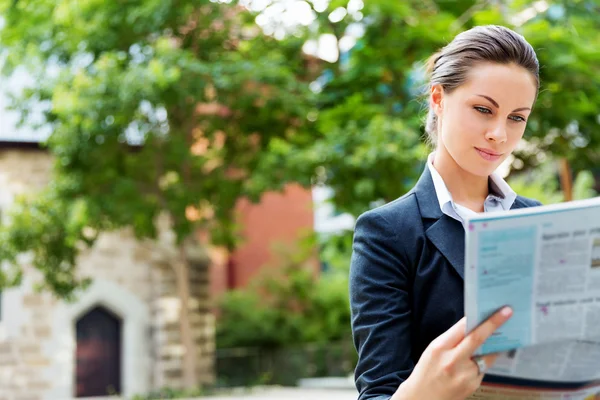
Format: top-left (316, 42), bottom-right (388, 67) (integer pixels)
top-left (201, 387), bottom-right (357, 400)
top-left (76, 386), bottom-right (358, 400)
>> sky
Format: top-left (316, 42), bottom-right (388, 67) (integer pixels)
top-left (0, 65), bottom-right (50, 142)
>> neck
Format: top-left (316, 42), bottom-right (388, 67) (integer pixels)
top-left (433, 147), bottom-right (489, 211)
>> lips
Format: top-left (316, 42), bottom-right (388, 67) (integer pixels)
top-left (475, 147), bottom-right (502, 162)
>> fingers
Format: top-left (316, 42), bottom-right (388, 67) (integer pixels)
top-left (456, 307), bottom-right (513, 358)
top-left (433, 316), bottom-right (467, 349)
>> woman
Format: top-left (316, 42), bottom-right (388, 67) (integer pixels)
top-left (350, 25), bottom-right (542, 400)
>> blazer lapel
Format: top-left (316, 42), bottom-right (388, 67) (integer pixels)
top-left (425, 215), bottom-right (466, 279)
top-left (414, 167), bottom-right (466, 280)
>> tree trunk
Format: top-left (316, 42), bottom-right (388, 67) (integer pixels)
top-left (559, 158), bottom-right (573, 202)
top-left (173, 244), bottom-right (198, 389)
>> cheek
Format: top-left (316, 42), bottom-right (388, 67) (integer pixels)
top-left (507, 125), bottom-right (526, 148)
top-left (443, 108), bottom-right (484, 144)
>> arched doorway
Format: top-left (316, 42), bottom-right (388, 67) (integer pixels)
top-left (75, 306), bottom-right (122, 397)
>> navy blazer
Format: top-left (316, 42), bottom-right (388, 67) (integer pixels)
top-left (349, 166), bottom-right (541, 400)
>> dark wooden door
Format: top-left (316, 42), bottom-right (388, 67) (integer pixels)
top-left (75, 306), bottom-right (122, 397)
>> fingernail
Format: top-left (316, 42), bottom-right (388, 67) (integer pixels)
top-left (501, 307), bottom-right (513, 317)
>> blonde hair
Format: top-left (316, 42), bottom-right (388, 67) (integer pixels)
top-left (424, 25), bottom-right (540, 144)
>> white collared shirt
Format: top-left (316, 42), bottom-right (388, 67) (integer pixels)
top-left (427, 153), bottom-right (517, 230)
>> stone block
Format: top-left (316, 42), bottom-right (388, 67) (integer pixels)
top-left (20, 355), bottom-right (49, 367)
top-left (21, 295), bottom-right (43, 308)
top-left (28, 381), bottom-right (51, 391)
top-left (14, 394), bottom-right (40, 400)
top-left (32, 326), bottom-right (51, 339)
top-left (17, 344), bottom-right (40, 356)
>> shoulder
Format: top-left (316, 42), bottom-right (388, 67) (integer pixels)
top-left (353, 191), bottom-right (423, 251)
top-left (351, 192), bottom-right (419, 280)
top-left (355, 190), bottom-right (420, 232)
top-left (513, 195), bottom-right (543, 208)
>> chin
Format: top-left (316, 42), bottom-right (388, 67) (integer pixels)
top-left (462, 159), bottom-right (499, 178)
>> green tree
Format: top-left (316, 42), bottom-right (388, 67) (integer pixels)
top-left (0, 0), bottom-right (312, 388)
top-left (253, 0), bottom-right (468, 216)
top-left (503, 1), bottom-right (600, 199)
top-left (254, 0), bottom-right (600, 214)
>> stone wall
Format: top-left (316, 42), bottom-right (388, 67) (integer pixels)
top-left (150, 260), bottom-right (214, 390)
top-left (0, 148), bottom-right (214, 400)
top-left (0, 282), bottom-right (56, 400)
top-left (0, 149), bottom-right (56, 400)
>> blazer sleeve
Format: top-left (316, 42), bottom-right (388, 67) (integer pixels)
top-left (350, 210), bottom-right (415, 400)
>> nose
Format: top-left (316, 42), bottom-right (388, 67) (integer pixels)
top-left (485, 120), bottom-right (507, 143)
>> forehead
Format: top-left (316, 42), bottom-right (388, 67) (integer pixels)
top-left (454, 62), bottom-right (538, 107)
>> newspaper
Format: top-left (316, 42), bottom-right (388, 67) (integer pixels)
top-left (464, 196), bottom-right (600, 400)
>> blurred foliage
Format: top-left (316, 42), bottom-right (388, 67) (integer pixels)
top-left (0, 0), bottom-right (314, 296)
top-left (517, 1), bottom-right (600, 173)
top-left (0, 0), bottom-right (599, 295)
top-left (319, 229), bottom-right (354, 273)
top-left (507, 159), bottom-right (598, 205)
top-left (216, 234), bottom-right (351, 349)
top-left (572, 170), bottom-right (598, 200)
top-left (253, 0), bottom-right (600, 216)
top-left (507, 169), bottom-right (565, 205)
top-left (215, 340), bottom-right (356, 386)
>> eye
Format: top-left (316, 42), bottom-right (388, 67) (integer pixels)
top-left (474, 106), bottom-right (492, 115)
top-left (509, 115), bottom-right (526, 123)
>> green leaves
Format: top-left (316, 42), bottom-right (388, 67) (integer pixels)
top-left (520, 7), bottom-right (600, 172)
top-left (0, 190), bottom-right (92, 298)
top-left (216, 235), bottom-right (352, 348)
top-left (1, 0), bottom-right (600, 298)
top-left (0, 0), bottom-right (313, 296)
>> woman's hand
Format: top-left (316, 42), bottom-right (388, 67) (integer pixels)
top-left (393, 307), bottom-right (513, 400)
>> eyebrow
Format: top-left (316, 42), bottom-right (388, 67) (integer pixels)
top-left (476, 94), bottom-right (531, 112)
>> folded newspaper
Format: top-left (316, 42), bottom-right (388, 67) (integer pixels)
top-left (465, 196), bottom-right (600, 400)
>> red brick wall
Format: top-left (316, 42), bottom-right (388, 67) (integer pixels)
top-left (209, 183), bottom-right (315, 302)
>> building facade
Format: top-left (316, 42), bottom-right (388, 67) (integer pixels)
top-left (0, 146), bottom-right (214, 400)
top-left (0, 143), bottom-right (317, 400)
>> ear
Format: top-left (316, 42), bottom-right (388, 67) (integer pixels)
top-left (430, 84), bottom-right (444, 117)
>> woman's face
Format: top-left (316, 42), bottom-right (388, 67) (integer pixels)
top-left (431, 62), bottom-right (538, 177)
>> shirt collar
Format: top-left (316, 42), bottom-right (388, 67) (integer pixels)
top-left (427, 153), bottom-right (453, 212)
top-left (426, 152), bottom-right (517, 212)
